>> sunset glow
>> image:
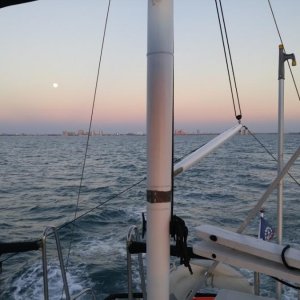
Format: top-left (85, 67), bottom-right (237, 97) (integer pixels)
top-left (0, 1), bottom-right (299, 134)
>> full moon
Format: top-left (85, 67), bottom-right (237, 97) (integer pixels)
top-left (53, 83), bottom-right (58, 88)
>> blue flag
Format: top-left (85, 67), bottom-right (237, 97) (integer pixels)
top-left (260, 216), bottom-right (274, 240)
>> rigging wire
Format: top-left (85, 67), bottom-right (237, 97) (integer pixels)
top-left (0, 178), bottom-right (146, 267)
top-left (57, 177), bottom-right (146, 232)
top-left (214, 0), bottom-right (237, 119)
top-left (214, 0), bottom-right (242, 121)
top-left (267, 0), bottom-right (300, 102)
top-left (59, 145), bottom-right (210, 232)
top-left (0, 252), bottom-right (18, 264)
top-left (0, 138), bottom-right (209, 266)
top-left (64, 0), bottom-right (111, 273)
top-left (58, 139), bottom-right (209, 232)
top-left (3, 3), bottom-right (299, 295)
top-left (218, 0), bottom-right (242, 120)
top-left (245, 126), bottom-right (300, 187)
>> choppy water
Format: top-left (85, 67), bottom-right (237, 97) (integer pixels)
top-left (0, 134), bottom-right (299, 299)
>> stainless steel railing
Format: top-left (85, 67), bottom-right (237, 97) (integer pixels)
top-left (127, 225), bottom-right (146, 300)
top-left (41, 226), bottom-right (95, 300)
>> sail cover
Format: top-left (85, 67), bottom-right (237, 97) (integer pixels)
top-left (0, 0), bottom-right (37, 9)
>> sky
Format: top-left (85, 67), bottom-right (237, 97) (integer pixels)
top-left (0, 0), bottom-right (300, 134)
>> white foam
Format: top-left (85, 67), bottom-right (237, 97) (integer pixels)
top-left (75, 235), bottom-right (127, 259)
top-left (12, 260), bottom-right (91, 300)
top-left (282, 285), bottom-right (298, 300)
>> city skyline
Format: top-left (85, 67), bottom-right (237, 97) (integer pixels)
top-left (1, 1), bottom-right (300, 134)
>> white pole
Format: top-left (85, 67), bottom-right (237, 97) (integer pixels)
top-left (276, 45), bottom-right (285, 299)
top-left (147, 1), bottom-right (173, 299)
top-left (276, 44), bottom-right (296, 299)
top-left (277, 78), bottom-right (284, 244)
top-left (174, 124), bottom-right (242, 176)
top-left (254, 210), bottom-right (264, 295)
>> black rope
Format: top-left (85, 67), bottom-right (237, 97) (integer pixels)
top-left (64, 0), bottom-right (112, 277)
top-left (267, 0), bottom-right (300, 102)
top-left (170, 215), bottom-right (193, 274)
top-left (245, 126), bottom-right (300, 187)
top-left (271, 276), bottom-right (300, 290)
top-left (218, 0), bottom-right (242, 120)
top-left (215, 0), bottom-right (242, 121)
top-left (281, 245), bottom-right (299, 271)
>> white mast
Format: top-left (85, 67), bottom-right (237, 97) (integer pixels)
top-left (147, 0), bottom-right (173, 299)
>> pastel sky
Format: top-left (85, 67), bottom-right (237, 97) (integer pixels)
top-left (1, 0), bottom-right (299, 134)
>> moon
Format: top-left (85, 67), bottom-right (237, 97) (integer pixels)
top-left (53, 83), bottom-right (58, 88)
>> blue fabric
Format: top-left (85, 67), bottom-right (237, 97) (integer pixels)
top-left (260, 217), bottom-right (274, 240)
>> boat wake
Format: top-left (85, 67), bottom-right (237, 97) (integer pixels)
top-left (11, 260), bottom-right (90, 300)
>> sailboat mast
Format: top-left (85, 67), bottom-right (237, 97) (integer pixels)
top-left (146, 0), bottom-right (174, 299)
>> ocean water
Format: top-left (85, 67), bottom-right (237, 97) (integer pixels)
top-left (0, 134), bottom-right (299, 299)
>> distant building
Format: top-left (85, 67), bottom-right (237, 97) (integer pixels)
top-left (63, 130), bottom-right (76, 136)
top-left (175, 129), bottom-right (186, 135)
top-left (77, 129), bottom-right (86, 136)
top-left (63, 129), bottom-right (105, 136)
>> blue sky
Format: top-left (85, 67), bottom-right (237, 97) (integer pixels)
top-left (0, 0), bottom-right (300, 133)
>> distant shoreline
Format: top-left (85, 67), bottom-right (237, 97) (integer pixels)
top-left (1, 132), bottom-right (299, 137)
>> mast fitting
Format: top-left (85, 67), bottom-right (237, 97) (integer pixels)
top-left (278, 44), bottom-right (297, 80)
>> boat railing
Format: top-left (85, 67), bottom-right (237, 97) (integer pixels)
top-left (126, 225), bottom-right (146, 300)
top-left (41, 226), bottom-right (96, 300)
top-left (42, 226), bottom-right (71, 300)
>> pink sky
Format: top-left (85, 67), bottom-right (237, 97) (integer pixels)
top-left (1, 1), bottom-right (299, 134)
